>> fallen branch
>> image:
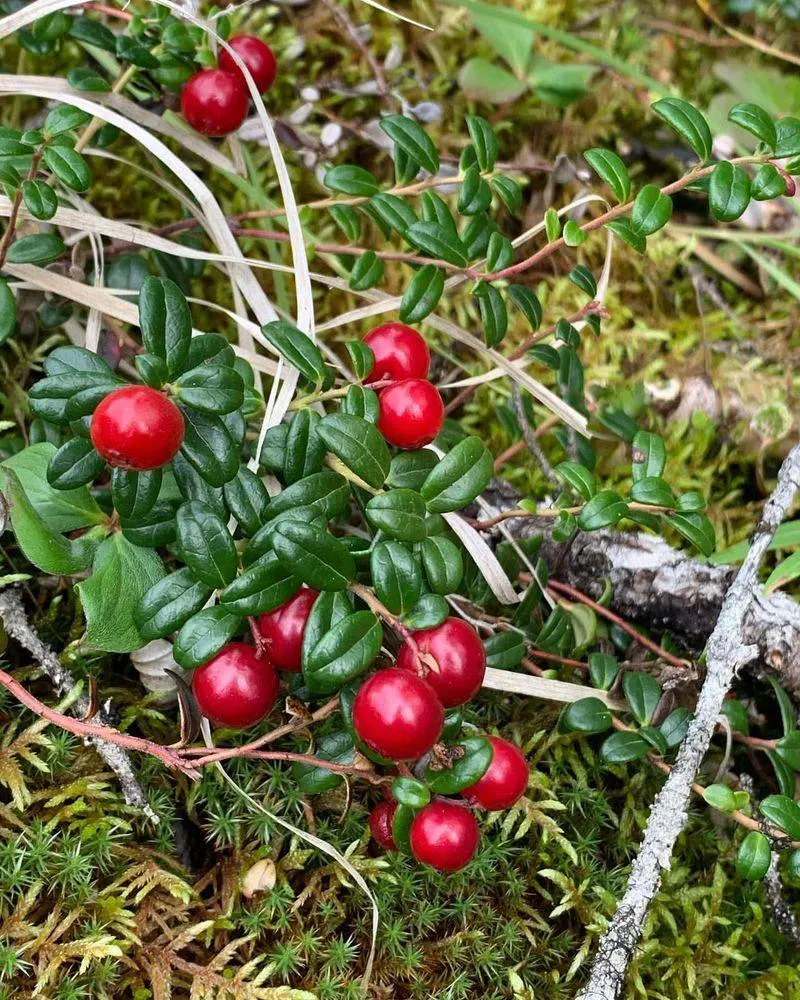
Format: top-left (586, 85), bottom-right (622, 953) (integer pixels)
top-left (575, 442), bottom-right (800, 1000)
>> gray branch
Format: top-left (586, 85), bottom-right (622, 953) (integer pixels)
top-left (575, 443), bottom-right (800, 1000)
top-left (0, 587), bottom-right (157, 822)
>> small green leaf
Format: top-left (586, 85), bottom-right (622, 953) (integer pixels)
top-left (709, 161), bottom-right (751, 223)
top-left (631, 185), bottom-right (673, 236)
top-left (583, 147), bottom-right (631, 203)
top-left (21, 179), bottom-right (58, 221)
top-left (317, 413), bottom-right (390, 489)
top-left (6, 232), bottom-right (65, 265)
top-left (507, 285), bottom-right (542, 330)
top-left (330, 203), bottom-right (361, 241)
top-left (406, 222), bottom-right (469, 267)
top-left (380, 114), bottom-right (440, 174)
top-left (736, 831), bottom-right (771, 881)
top-left (473, 280), bottom-right (508, 347)
top-left (139, 276), bottom-right (191, 379)
top-left (425, 738), bottom-right (492, 794)
top-left (387, 450), bottom-right (439, 491)
top-left (652, 97), bottom-right (713, 162)
top-left (703, 783), bottom-right (736, 813)
top-left (349, 250), bottom-right (384, 291)
top-left (323, 164), bottom-right (380, 196)
top-left (569, 264), bottom-right (597, 298)
top-left (775, 117), bottom-right (800, 158)
top-left (392, 803), bottom-right (415, 855)
top-left (403, 593), bottom-right (449, 629)
top-left (392, 775), bottom-right (430, 809)
top-left (659, 707), bottom-right (692, 748)
top-left (283, 409), bottom-right (325, 486)
top-left (399, 264), bottom-right (445, 324)
top-left (273, 522), bottom-right (355, 591)
top-left (622, 671), bottom-right (661, 725)
top-left (173, 364), bottom-right (244, 415)
top-left (346, 341), bottom-right (375, 382)
top-left (486, 232), bottom-right (513, 273)
top-left (341, 385), bottom-right (379, 423)
top-left (371, 542), bottom-right (422, 616)
top-left (0, 279), bottom-right (15, 344)
top-left (303, 610), bottom-right (382, 694)
top-left (47, 437), bottom-right (105, 490)
top-left (180, 408), bottom-right (238, 488)
top-left (458, 165), bottom-right (493, 216)
top-left (173, 605), bottom-right (241, 670)
top-left (605, 219), bottom-right (646, 254)
top-left (751, 164), bottom-right (787, 201)
top-left (292, 729), bottom-right (355, 794)
top-left (588, 652), bottom-right (619, 691)
top-left (421, 535), bottom-right (464, 595)
top-left (265, 469), bottom-right (349, 523)
top-left (421, 437), bottom-right (493, 513)
top-left (135, 567), bottom-right (212, 642)
top-left (176, 501), bottom-right (238, 588)
top-left (563, 220), bottom-right (587, 247)
top-left (561, 697), bottom-right (613, 734)
top-left (219, 554), bottom-right (298, 617)
top-left (465, 115), bottom-right (498, 172)
top-left (775, 731), bottom-right (800, 771)
top-left (600, 730), bottom-right (649, 763)
top-left (121, 502), bottom-right (177, 549)
top-left (483, 631), bottom-right (525, 671)
top-left (491, 175), bottom-right (522, 213)
top-left (631, 431), bottom-right (666, 482)
top-left (727, 103), bottom-right (777, 149)
top-left (544, 208), bottom-right (561, 242)
top-left (629, 476), bottom-right (675, 508)
top-left (667, 512), bottom-right (716, 556)
top-left (760, 794), bottom-right (800, 839)
top-left (42, 145), bottom-right (91, 192)
top-left (111, 468), bottom-right (162, 522)
top-left (261, 321), bottom-right (326, 385)
top-left (68, 16), bottom-right (116, 52)
top-left (555, 461), bottom-right (596, 501)
top-left (66, 67), bottom-right (110, 92)
top-left (458, 57), bottom-right (527, 105)
top-left (366, 193), bottom-right (417, 237)
top-left (577, 491), bottom-right (629, 530)
top-left (365, 489), bottom-right (427, 542)
top-left (223, 466), bottom-right (270, 537)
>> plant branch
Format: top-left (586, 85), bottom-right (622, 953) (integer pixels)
top-left (0, 148), bottom-right (44, 270)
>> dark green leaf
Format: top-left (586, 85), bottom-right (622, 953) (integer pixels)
top-left (767, 674), bottom-right (795, 737)
top-left (605, 219), bottom-right (646, 254)
top-left (486, 232), bottom-right (514, 272)
top-left (659, 707), bottom-right (692, 748)
top-left (736, 831), bottom-right (771, 881)
top-left (21, 179), bottom-right (57, 221)
top-left (406, 222), bottom-right (468, 267)
top-left (346, 341), bottom-right (374, 382)
top-left (42, 145), bottom-right (91, 192)
top-left (317, 413), bottom-right (390, 489)
top-left (709, 161), bottom-right (751, 223)
top-left (667, 511), bottom-right (715, 556)
top-left (135, 567), bottom-right (212, 642)
top-left (261, 321), bottom-right (326, 385)
top-left (652, 97), bottom-right (713, 161)
top-left (0, 279), bottom-right (15, 344)
top-left (760, 794), bottom-right (800, 839)
top-left (555, 461), bottom-right (596, 501)
top-left (775, 117), bottom-right (800, 158)
top-left (631, 185), bottom-right (672, 235)
top-left (66, 67), bottom-right (110, 92)
top-left (631, 431), bottom-right (666, 483)
top-left (767, 750), bottom-right (796, 797)
top-left (421, 191), bottom-right (459, 237)
top-left (473, 280), bottom-right (507, 347)
top-left (380, 114), bottom-right (439, 174)
top-left (421, 535), bottom-right (464, 595)
top-left (421, 436), bottom-right (493, 513)
top-left (173, 364), bottom-right (243, 415)
top-left (303, 609), bottom-right (382, 694)
top-left (323, 164), bottom-right (380, 196)
top-left (776, 731), bottom-right (800, 772)
top-left (728, 103), bottom-right (777, 149)
top-left (721, 699), bottom-right (749, 734)
top-left (483, 631), bottom-right (525, 671)
top-left (120, 502), bottom-right (177, 549)
top-left (600, 730), bottom-right (649, 763)
top-left (176, 501), bottom-right (238, 588)
top-left (465, 115), bottom-right (498, 171)
top-left (223, 466), bottom-right (270, 536)
top-left (399, 264), bottom-right (444, 324)
top-left (366, 193), bottom-right (417, 237)
top-left (111, 468), bottom-right (162, 521)
top-left (392, 803), bottom-right (415, 855)
top-left (583, 147), bottom-right (631, 203)
top-left (341, 385), bottom-right (379, 423)
top-left (461, 211), bottom-right (496, 260)
top-left (561, 697), bottom-right (613, 734)
top-left (639, 726), bottom-right (667, 754)
top-left (425, 738), bottom-right (492, 794)
top-left (392, 775), bottom-right (430, 809)
top-left (365, 489), bottom-right (427, 542)
top-left (387, 450), bottom-right (439, 491)
top-left (403, 593), bottom-right (449, 629)
top-left (751, 164), bottom-right (787, 201)
top-left (491, 174), bottom-right (522, 213)
top-left (68, 16), bottom-right (116, 52)
top-left (283, 409), bottom-right (324, 485)
top-left (139, 276), bottom-right (192, 379)
top-left (219, 553), bottom-right (298, 617)
top-left (47, 436), bottom-right (105, 490)
top-left (577, 491), bottom-right (629, 530)
top-left (330, 203), bottom-right (361, 242)
top-left (172, 452), bottom-right (227, 518)
top-left (507, 285), bottom-right (542, 331)
top-left (173, 605), bottom-right (241, 670)
top-left (629, 476), bottom-right (675, 508)
top-left (569, 264), bottom-right (597, 298)
top-left (6, 232), bottom-right (65, 265)
top-left (184, 332), bottom-right (235, 371)
top-left (273, 521), bottom-right (355, 591)
top-left (349, 250), bottom-right (384, 291)
top-left (179, 407), bottom-right (238, 488)
top-left (458, 165), bottom-right (493, 216)
top-left (292, 729), bottom-right (355, 794)
top-left (588, 652), bottom-right (619, 691)
top-left (623, 671), bottom-right (661, 725)
top-left (265, 470), bottom-right (349, 523)
top-left (371, 541), bottom-right (422, 615)
top-left (116, 34), bottom-right (159, 68)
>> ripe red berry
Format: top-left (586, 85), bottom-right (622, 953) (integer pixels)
top-left (181, 69), bottom-right (249, 137)
top-left (257, 588), bottom-right (319, 672)
top-left (409, 801), bottom-right (479, 872)
top-left (462, 736), bottom-right (529, 811)
top-left (353, 667), bottom-right (444, 761)
top-left (369, 800), bottom-right (397, 851)
top-left (218, 35), bottom-right (278, 94)
top-left (90, 385), bottom-right (184, 471)
top-left (397, 617), bottom-right (486, 708)
top-left (192, 642), bottom-right (279, 729)
top-left (377, 378), bottom-right (444, 450)
top-left (363, 322), bottom-right (430, 384)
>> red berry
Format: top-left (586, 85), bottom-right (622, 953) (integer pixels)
top-left (363, 322), bottom-right (430, 384)
top-left (409, 801), bottom-right (479, 872)
top-left (181, 69), bottom-right (249, 137)
top-left (397, 618), bottom-right (486, 708)
top-left (90, 385), bottom-right (184, 471)
top-left (257, 588), bottom-right (319, 672)
top-left (369, 800), bottom-right (397, 851)
top-left (191, 642), bottom-right (279, 729)
top-left (377, 378), bottom-right (444, 450)
top-left (218, 35), bottom-right (278, 94)
top-left (353, 667), bottom-right (444, 761)
top-left (463, 736), bottom-right (529, 811)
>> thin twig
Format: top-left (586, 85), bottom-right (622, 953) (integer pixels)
top-left (510, 382), bottom-right (558, 485)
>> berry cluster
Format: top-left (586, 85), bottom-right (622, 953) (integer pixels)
top-left (181, 34), bottom-right (277, 137)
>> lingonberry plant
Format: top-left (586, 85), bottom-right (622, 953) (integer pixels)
top-left (2, 0), bottom-right (800, 949)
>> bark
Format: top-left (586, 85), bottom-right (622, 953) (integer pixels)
top-left (481, 481), bottom-right (800, 700)
top-left (574, 443), bottom-right (800, 1000)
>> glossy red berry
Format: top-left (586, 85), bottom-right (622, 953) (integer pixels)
top-left (257, 588), bottom-right (318, 672)
top-left (90, 385), bottom-right (184, 471)
top-left (409, 801), bottom-right (479, 872)
top-left (369, 800), bottom-right (397, 851)
top-left (353, 667), bottom-right (444, 761)
top-left (218, 35), bottom-right (278, 94)
top-left (377, 378), bottom-right (444, 450)
top-left (363, 322), bottom-right (430, 384)
top-left (397, 617), bottom-right (486, 708)
top-left (192, 642), bottom-right (279, 729)
top-left (463, 736), bottom-right (529, 811)
top-left (181, 69), bottom-right (249, 137)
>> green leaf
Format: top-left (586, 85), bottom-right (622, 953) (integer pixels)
top-left (176, 501), bottom-right (238, 589)
top-left (6, 232), bottom-right (65, 265)
top-left (709, 161), bottom-right (751, 223)
top-left (544, 208), bottom-right (561, 242)
top-left (458, 58), bottom-right (528, 104)
top-left (261, 321), bottom-right (326, 385)
top-left (135, 567), bottom-right (212, 642)
top-left (173, 605), bottom-right (241, 670)
top-left (491, 175), bottom-right (522, 213)
top-left (529, 342), bottom-right (560, 369)
top-left (588, 652), bottom-right (619, 691)
top-left (555, 461), bottom-right (596, 501)
top-left (727, 103), bottom-right (777, 149)
top-left (767, 750), bottom-right (796, 798)
top-left (184, 332), bottom-right (235, 371)
top-left (172, 452), bottom-right (227, 518)
top-left (462, 211), bottom-right (497, 259)
top-left (600, 730), bottom-right (649, 763)
top-left (46, 437), bottom-right (105, 491)
top-left (399, 264), bottom-right (444, 324)
top-left (736, 831), bottom-right (771, 881)
top-left (765, 551), bottom-right (800, 593)
top-left (394, 146), bottom-right (420, 185)
top-left (44, 104), bottom-right (92, 137)
top-left (330, 203), bottom-right (361, 242)
top-left (223, 466), bottom-right (270, 537)
top-left (659, 707), bottom-right (692, 748)
top-left (421, 437), bottom-right (493, 513)
top-left (265, 470), bottom-right (349, 523)
top-left (66, 67), bottom-right (110, 92)
top-left (179, 408), bottom-right (238, 488)
top-left (0, 443), bottom-right (102, 532)
top-left (721, 699), bottom-right (749, 734)
top-left (365, 489), bottom-right (427, 542)
top-left (116, 35), bottom-right (159, 68)
top-left (473, 281), bottom-right (507, 347)
top-left (406, 222), bottom-right (469, 268)
top-left (366, 193), bottom-right (417, 237)
top-left (652, 97), bottom-right (713, 162)
top-left (569, 264), bottom-right (597, 298)
top-left (219, 554), bottom-right (298, 617)
top-left (68, 16), bottom-right (116, 52)
top-left (392, 775), bottom-right (430, 809)
top-left (775, 117), bottom-right (800, 158)
top-left (561, 697), bottom-right (613, 734)
top-left (507, 285), bottom-right (542, 330)
top-left (766, 675), bottom-right (795, 737)
top-left (577, 491), bottom-right (629, 530)
top-left (77, 534), bottom-right (164, 653)
top-left (380, 115), bottom-right (440, 175)
top-left (371, 541), bottom-right (422, 616)
top-left (21, 179), bottom-right (57, 221)
top-left (2, 468), bottom-right (99, 575)
top-left (421, 190), bottom-right (459, 236)
top-left (303, 609), bottom-right (382, 694)
top-left (631, 185), bottom-right (673, 236)
top-left (323, 164), bottom-right (379, 196)
top-left (622, 671), bottom-right (661, 725)
top-left (458, 165), bottom-right (493, 216)
top-left (760, 794), bottom-right (800, 839)
top-left (349, 251), bottom-right (384, 291)
top-left (751, 163), bottom-right (787, 201)
top-left (42, 145), bottom-right (91, 193)
top-left (563, 220), bottom-right (587, 247)
top-left (667, 511), bottom-right (716, 556)
top-left (273, 522), bottom-right (355, 591)
top-left (583, 147), bottom-right (631, 203)
top-left (484, 630), bottom-right (525, 671)
top-left (121, 502), bottom-right (177, 549)
top-left (486, 232), bottom-right (514, 272)
top-left (703, 783), bottom-right (736, 813)
top-left (425, 738), bottom-right (493, 794)
top-left (629, 476), bottom-right (675, 508)
top-left (605, 219), bottom-right (645, 254)
top-left (173, 364), bottom-right (243, 415)
top-left (631, 431), bottom-right (666, 483)
top-left (111, 468), bottom-right (162, 522)
top-left (421, 535), bottom-right (464, 595)
top-left (675, 491), bottom-right (705, 513)
top-left (292, 730), bottom-right (355, 794)
top-left (283, 410), bottom-right (325, 486)
top-left (465, 115), bottom-right (498, 171)
top-left (0, 279), bottom-right (15, 344)
top-left (138, 276), bottom-right (191, 380)
top-left (345, 341), bottom-right (375, 382)
top-left (639, 725), bottom-right (667, 754)
top-left (317, 413), bottom-right (390, 489)
top-left (341, 385), bottom-right (379, 423)
top-left (301, 591), bottom-right (353, 665)
top-left (392, 803), bottom-right (415, 855)
top-left (775, 731), bottom-right (800, 772)
top-left (403, 593), bottom-right (449, 629)
top-left (387, 450), bottom-right (439, 491)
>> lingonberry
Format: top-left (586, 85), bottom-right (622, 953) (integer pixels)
top-left (369, 800), bottom-right (398, 851)
top-left (257, 588), bottom-right (319, 672)
top-left (397, 618), bottom-right (486, 708)
top-left (363, 322), bottom-right (430, 384)
top-left (409, 800), bottom-right (480, 872)
top-left (218, 35), bottom-right (278, 94)
top-left (353, 667), bottom-right (444, 761)
top-left (181, 68), bottom-right (249, 137)
top-left (377, 378), bottom-right (444, 450)
top-left (90, 385), bottom-right (184, 471)
top-left (192, 642), bottom-right (279, 729)
top-left (463, 736), bottom-right (529, 811)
